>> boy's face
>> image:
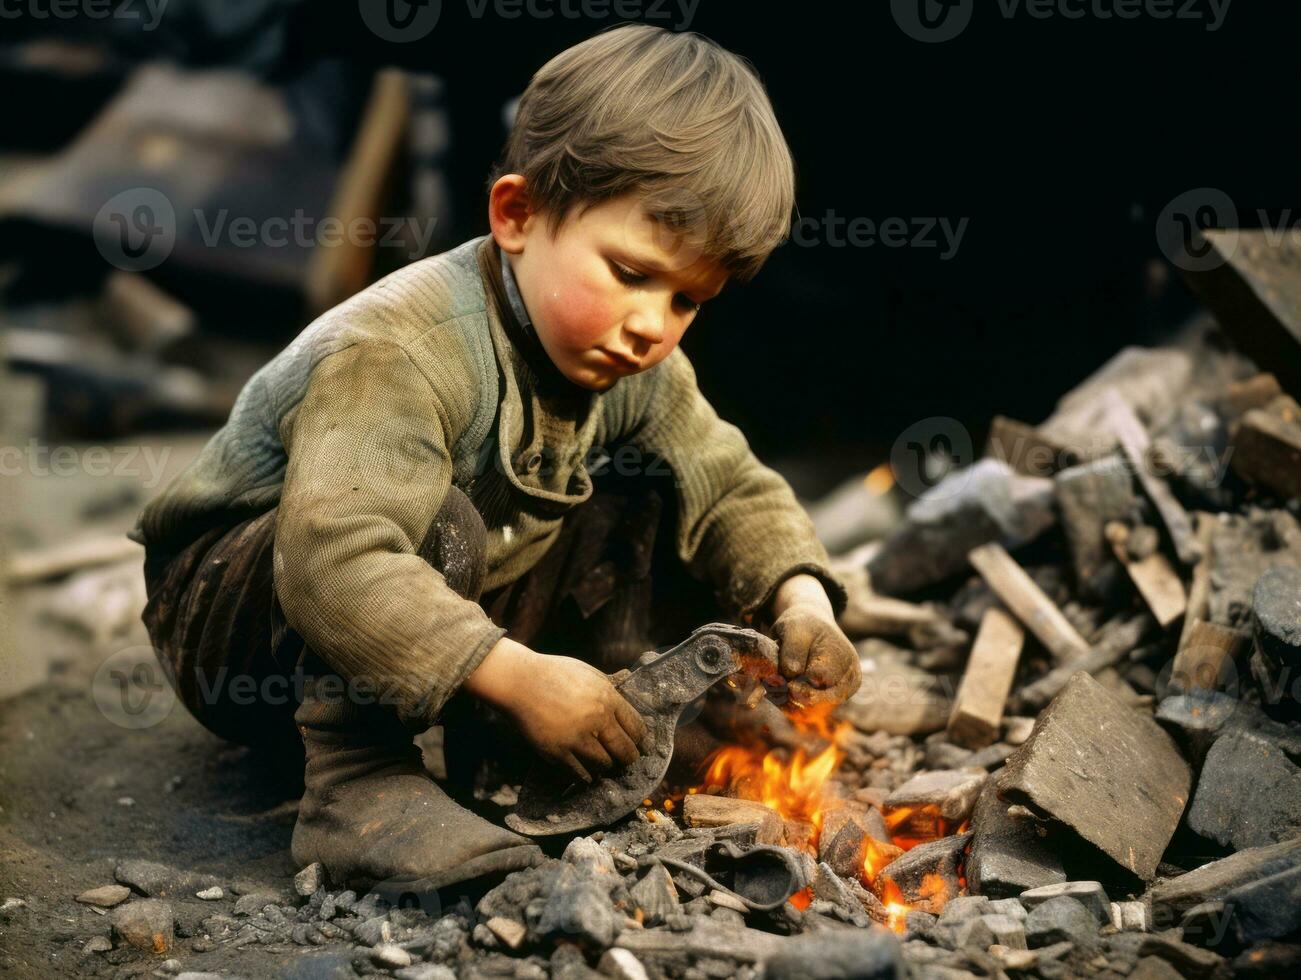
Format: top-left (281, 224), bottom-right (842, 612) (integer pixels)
top-left (492, 182), bottom-right (729, 391)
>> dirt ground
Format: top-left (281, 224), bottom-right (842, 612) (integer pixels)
top-left (0, 433), bottom-right (362, 979)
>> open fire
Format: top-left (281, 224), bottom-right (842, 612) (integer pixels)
top-left (681, 703), bottom-right (963, 930)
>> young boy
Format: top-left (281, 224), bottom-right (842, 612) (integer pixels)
top-left (134, 24), bottom-right (860, 893)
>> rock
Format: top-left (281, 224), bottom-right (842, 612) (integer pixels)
top-left (294, 862), bottom-right (325, 897)
top-left (707, 889), bottom-right (748, 914)
top-left (628, 862), bottom-right (678, 926)
top-left (1231, 941), bottom-right (1301, 979)
top-left (232, 890), bottom-right (284, 917)
top-left (1128, 957), bottom-right (1186, 980)
top-left (997, 673), bottom-right (1191, 881)
top-left (966, 779), bottom-right (1066, 898)
top-left (1147, 836), bottom-right (1301, 923)
top-left (936, 895), bottom-right (992, 926)
top-left (761, 926), bottom-right (905, 979)
top-left (617, 917), bottom-right (785, 964)
top-left (111, 898), bottom-right (174, 953)
top-left (1023, 896), bottom-right (1099, 950)
top-left (371, 942), bottom-right (413, 968)
top-left (1224, 863), bottom-right (1301, 944)
top-left (1054, 457), bottom-right (1140, 590)
top-left (113, 860), bottom-right (220, 899)
top-left (535, 864), bottom-right (619, 949)
top-left (876, 833), bottom-right (971, 916)
top-left (194, 887), bottom-right (223, 901)
top-left (1110, 901), bottom-right (1148, 932)
top-left (1207, 509), bottom-right (1301, 629)
top-left (1018, 881), bottom-right (1110, 925)
top-left (988, 898), bottom-right (1027, 921)
top-left (884, 770), bottom-right (985, 831)
top-left (1186, 729), bottom-right (1301, 850)
top-left (1137, 934), bottom-right (1224, 979)
top-left (563, 837), bottom-right (617, 876)
top-left (599, 947), bottom-right (649, 980)
top-left (1253, 565), bottom-right (1301, 678)
top-left (485, 915), bottom-right (527, 949)
top-left (395, 967), bottom-right (457, 980)
top-left (681, 795), bottom-right (782, 844)
top-left (867, 459), bottom-right (1056, 596)
top-left (76, 885), bottom-right (131, 908)
top-left (82, 935), bottom-right (113, 953)
top-left (977, 913), bottom-right (1027, 950)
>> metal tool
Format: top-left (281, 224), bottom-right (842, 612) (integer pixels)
top-left (505, 623), bottom-right (780, 836)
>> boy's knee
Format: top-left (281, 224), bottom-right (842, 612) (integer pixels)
top-left (417, 486), bottom-right (488, 602)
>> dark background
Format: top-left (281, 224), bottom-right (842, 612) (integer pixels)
top-left (3, 0), bottom-right (1292, 488)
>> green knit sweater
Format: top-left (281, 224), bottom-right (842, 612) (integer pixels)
top-left (134, 235), bottom-right (843, 730)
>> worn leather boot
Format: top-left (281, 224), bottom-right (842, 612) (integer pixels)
top-left (289, 486), bottom-right (543, 891)
top-left (289, 673), bottom-right (542, 892)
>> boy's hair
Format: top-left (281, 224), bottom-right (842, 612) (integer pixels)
top-left (492, 23), bottom-right (795, 281)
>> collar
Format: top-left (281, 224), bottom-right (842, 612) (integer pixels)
top-left (499, 247), bottom-right (531, 332)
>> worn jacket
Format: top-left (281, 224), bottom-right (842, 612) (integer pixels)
top-left (133, 235), bottom-right (844, 730)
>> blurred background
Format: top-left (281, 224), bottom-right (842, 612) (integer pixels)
top-left (0, 1), bottom-right (1291, 692)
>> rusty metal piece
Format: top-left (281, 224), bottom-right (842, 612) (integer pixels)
top-left (505, 624), bottom-right (780, 836)
top-left (647, 840), bottom-right (809, 911)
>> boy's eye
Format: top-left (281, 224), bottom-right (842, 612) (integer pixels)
top-left (611, 261), bottom-right (648, 285)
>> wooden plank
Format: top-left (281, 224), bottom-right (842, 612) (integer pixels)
top-left (6, 535), bottom-right (143, 586)
top-left (1181, 229), bottom-right (1301, 399)
top-left (947, 608), bottom-right (1025, 749)
top-left (967, 543), bottom-right (1090, 664)
top-left (985, 416), bottom-right (1080, 478)
top-left (1218, 373), bottom-right (1283, 418)
top-left (1104, 389), bottom-right (1203, 566)
top-left (1178, 512), bottom-right (1218, 652)
top-left (1230, 397), bottom-right (1301, 501)
top-left (1171, 620), bottom-right (1247, 693)
top-left (681, 794), bottom-right (782, 844)
top-left (1105, 522), bottom-right (1187, 630)
top-left (1011, 614), bottom-right (1150, 713)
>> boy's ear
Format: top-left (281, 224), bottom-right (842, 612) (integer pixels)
top-left (489, 174), bottom-right (533, 254)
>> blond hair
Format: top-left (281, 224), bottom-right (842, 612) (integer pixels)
top-left (492, 24), bottom-right (795, 280)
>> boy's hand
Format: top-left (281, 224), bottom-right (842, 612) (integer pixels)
top-left (769, 574), bottom-right (861, 707)
top-left (466, 638), bottom-right (647, 784)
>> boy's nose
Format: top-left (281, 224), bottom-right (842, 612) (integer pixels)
top-left (624, 307), bottom-right (666, 346)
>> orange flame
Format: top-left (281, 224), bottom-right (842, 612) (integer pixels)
top-left (696, 704), bottom-right (849, 842)
top-left (687, 703), bottom-right (965, 931)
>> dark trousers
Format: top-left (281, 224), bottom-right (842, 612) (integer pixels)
top-left (141, 471), bottom-right (721, 775)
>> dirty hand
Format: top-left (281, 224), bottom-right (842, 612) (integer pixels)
top-left (500, 650), bottom-right (648, 784)
top-left (769, 575), bottom-right (861, 707)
